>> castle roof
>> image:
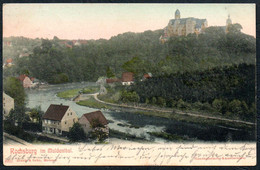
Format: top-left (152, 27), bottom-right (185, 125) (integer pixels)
top-left (170, 17), bottom-right (207, 29)
top-left (175, 9), bottom-right (180, 15)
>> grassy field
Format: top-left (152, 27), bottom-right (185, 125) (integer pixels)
top-left (76, 97), bottom-right (114, 110)
top-left (57, 86), bottom-right (99, 99)
top-left (82, 87), bottom-right (99, 94)
top-left (57, 88), bottom-right (81, 99)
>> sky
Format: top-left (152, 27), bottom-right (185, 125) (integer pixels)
top-left (3, 4), bottom-right (256, 40)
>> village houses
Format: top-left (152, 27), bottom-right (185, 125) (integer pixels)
top-left (78, 111), bottom-right (109, 136)
top-left (42, 104), bottom-right (78, 136)
top-left (3, 92), bottom-right (14, 118)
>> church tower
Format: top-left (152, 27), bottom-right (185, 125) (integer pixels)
top-left (175, 9), bottom-right (180, 19)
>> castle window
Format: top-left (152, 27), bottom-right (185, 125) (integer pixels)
top-left (65, 121), bottom-right (67, 124)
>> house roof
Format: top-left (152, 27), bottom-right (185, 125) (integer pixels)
top-left (122, 72), bottom-right (134, 82)
top-left (42, 104), bottom-right (69, 121)
top-left (6, 59), bottom-right (13, 63)
top-left (106, 78), bottom-right (120, 84)
top-left (18, 74), bottom-right (27, 81)
top-left (143, 73), bottom-right (152, 79)
top-left (83, 111), bottom-right (108, 126)
top-left (170, 17), bottom-right (207, 29)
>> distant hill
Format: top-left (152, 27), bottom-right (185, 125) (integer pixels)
top-left (3, 27), bottom-right (255, 83)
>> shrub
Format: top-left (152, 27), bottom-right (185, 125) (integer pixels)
top-left (68, 123), bottom-right (86, 142)
top-left (157, 97), bottom-right (166, 107)
top-left (150, 97), bottom-right (157, 105)
top-left (177, 99), bottom-right (186, 109)
top-left (212, 99), bottom-right (223, 112)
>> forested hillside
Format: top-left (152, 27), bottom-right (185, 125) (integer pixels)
top-left (3, 24), bottom-right (256, 83)
top-left (128, 63), bottom-right (256, 121)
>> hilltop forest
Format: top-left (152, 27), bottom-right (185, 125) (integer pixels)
top-left (3, 24), bottom-right (255, 84)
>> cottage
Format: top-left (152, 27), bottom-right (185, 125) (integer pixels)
top-left (42, 104), bottom-right (78, 136)
top-left (18, 74), bottom-right (35, 88)
top-left (121, 72), bottom-right (134, 85)
top-left (3, 92), bottom-right (14, 118)
top-left (78, 111), bottom-right (109, 135)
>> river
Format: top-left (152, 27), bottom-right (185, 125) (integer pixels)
top-left (26, 82), bottom-right (256, 142)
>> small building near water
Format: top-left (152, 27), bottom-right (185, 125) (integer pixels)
top-left (42, 104), bottom-right (78, 136)
top-left (78, 110), bottom-right (109, 136)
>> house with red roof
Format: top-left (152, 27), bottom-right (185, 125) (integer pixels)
top-left (121, 72), bottom-right (134, 85)
top-left (78, 111), bottom-right (109, 135)
top-left (3, 58), bottom-right (14, 68)
top-left (18, 74), bottom-right (34, 88)
top-left (42, 104), bottom-right (78, 136)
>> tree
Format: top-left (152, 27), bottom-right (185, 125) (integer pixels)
top-left (29, 106), bottom-right (44, 124)
top-left (227, 23), bottom-right (243, 34)
top-left (106, 66), bottom-right (115, 78)
top-left (68, 123), bottom-right (86, 142)
top-left (157, 97), bottom-right (166, 107)
top-left (90, 118), bottom-right (109, 143)
top-left (8, 105), bottom-right (30, 123)
top-left (212, 99), bottom-right (223, 112)
top-left (3, 77), bottom-right (26, 107)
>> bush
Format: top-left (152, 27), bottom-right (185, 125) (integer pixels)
top-left (68, 123), bottom-right (86, 142)
top-left (157, 97), bottom-right (166, 107)
top-left (4, 120), bottom-right (35, 142)
top-left (177, 99), bottom-right (186, 109)
top-left (150, 97), bottom-right (157, 105)
top-left (120, 90), bottom-right (140, 103)
top-left (228, 99), bottom-right (242, 115)
top-left (212, 99), bottom-right (223, 112)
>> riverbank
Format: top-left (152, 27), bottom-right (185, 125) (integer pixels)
top-left (75, 94), bottom-right (255, 131)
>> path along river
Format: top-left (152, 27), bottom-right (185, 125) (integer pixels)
top-left (26, 82), bottom-right (255, 142)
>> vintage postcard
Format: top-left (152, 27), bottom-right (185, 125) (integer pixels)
top-left (2, 3), bottom-right (256, 166)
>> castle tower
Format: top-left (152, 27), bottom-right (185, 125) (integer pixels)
top-left (226, 14), bottom-right (232, 26)
top-left (226, 14), bottom-right (232, 33)
top-left (175, 9), bottom-right (180, 19)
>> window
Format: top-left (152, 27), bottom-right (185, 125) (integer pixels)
top-left (58, 122), bottom-right (59, 125)
top-left (50, 128), bottom-right (53, 132)
top-left (58, 129), bottom-right (61, 133)
top-left (73, 118), bottom-right (75, 123)
top-left (71, 112), bottom-right (72, 115)
top-left (65, 121), bottom-right (67, 124)
top-left (67, 113), bottom-right (69, 116)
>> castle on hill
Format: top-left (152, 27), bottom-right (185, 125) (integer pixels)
top-left (160, 9), bottom-right (232, 43)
